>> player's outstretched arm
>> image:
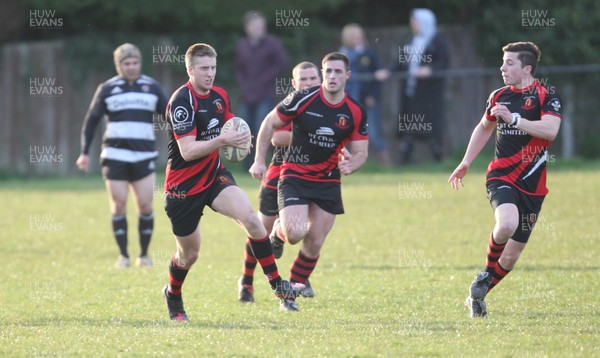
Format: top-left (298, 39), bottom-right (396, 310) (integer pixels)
top-left (448, 162), bottom-right (469, 190)
top-left (338, 140), bottom-right (368, 176)
top-left (448, 116), bottom-right (495, 190)
top-left (250, 108), bottom-right (286, 180)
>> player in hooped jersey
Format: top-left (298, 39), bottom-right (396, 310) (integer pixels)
top-left (76, 43), bottom-right (168, 269)
top-left (448, 42), bottom-right (562, 318)
top-left (250, 52), bottom-right (369, 311)
top-left (161, 43), bottom-right (303, 321)
top-left (238, 62), bottom-right (321, 304)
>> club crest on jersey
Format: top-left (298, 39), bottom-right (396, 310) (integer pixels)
top-left (213, 99), bottom-right (224, 113)
top-left (549, 98), bottom-right (561, 112)
top-left (141, 85), bottom-right (150, 92)
top-left (173, 106), bottom-right (190, 123)
top-left (282, 92), bottom-right (294, 106)
top-left (335, 114), bottom-right (350, 129)
top-left (217, 175), bottom-right (231, 185)
top-left (522, 96), bottom-right (536, 110)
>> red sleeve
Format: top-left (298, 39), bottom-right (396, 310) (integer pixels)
top-left (276, 99), bottom-right (296, 124)
top-left (168, 87), bottom-right (197, 140)
top-left (485, 92), bottom-right (497, 121)
top-left (276, 87), bottom-right (321, 124)
top-left (348, 99), bottom-right (368, 141)
top-left (485, 87), bottom-right (509, 122)
top-left (275, 123), bottom-right (292, 132)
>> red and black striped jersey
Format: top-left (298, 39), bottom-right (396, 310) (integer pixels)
top-left (164, 82), bottom-right (235, 197)
top-left (484, 79), bottom-right (562, 196)
top-left (262, 123), bottom-right (291, 190)
top-left (276, 86), bottom-right (368, 183)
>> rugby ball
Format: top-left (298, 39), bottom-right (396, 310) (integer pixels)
top-left (220, 117), bottom-right (251, 162)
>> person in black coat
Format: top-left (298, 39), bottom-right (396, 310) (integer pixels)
top-left (392, 8), bottom-right (450, 163)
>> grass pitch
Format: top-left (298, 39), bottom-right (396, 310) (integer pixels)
top-left (0, 162), bottom-right (598, 357)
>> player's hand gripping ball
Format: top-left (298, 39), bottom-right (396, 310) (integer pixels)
top-left (220, 117), bottom-right (251, 162)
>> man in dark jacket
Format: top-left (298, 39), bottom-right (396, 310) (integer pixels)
top-left (395, 8), bottom-right (450, 163)
top-left (235, 10), bottom-right (288, 169)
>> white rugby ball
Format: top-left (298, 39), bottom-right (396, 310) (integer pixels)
top-left (220, 117), bottom-right (251, 162)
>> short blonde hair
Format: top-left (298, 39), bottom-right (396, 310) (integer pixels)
top-left (292, 61), bottom-right (319, 80)
top-left (185, 43), bottom-right (217, 69)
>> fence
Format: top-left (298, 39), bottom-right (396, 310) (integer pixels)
top-left (1, 33), bottom-right (599, 177)
top-left (0, 39), bottom-right (184, 177)
top-left (363, 63), bottom-right (600, 163)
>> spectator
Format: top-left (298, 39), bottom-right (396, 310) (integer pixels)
top-left (384, 8), bottom-right (450, 163)
top-left (235, 10), bottom-right (289, 169)
top-left (340, 23), bottom-right (392, 167)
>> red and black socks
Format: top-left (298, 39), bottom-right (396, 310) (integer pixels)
top-left (485, 232), bottom-right (506, 274)
top-left (290, 250), bottom-right (319, 284)
top-left (248, 235), bottom-right (281, 288)
top-left (167, 256), bottom-right (189, 300)
top-left (241, 239), bottom-right (257, 286)
top-left (487, 262), bottom-right (512, 294)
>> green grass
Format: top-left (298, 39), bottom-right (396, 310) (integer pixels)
top-left (1, 164), bottom-right (599, 357)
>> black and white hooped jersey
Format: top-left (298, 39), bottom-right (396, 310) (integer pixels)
top-left (81, 75), bottom-right (167, 162)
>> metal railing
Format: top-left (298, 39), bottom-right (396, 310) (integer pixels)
top-left (350, 63), bottom-right (600, 80)
top-left (349, 63), bottom-right (600, 160)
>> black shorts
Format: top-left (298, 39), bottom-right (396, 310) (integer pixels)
top-left (259, 185), bottom-right (279, 216)
top-left (101, 158), bottom-right (155, 181)
top-left (278, 176), bottom-right (344, 215)
top-left (486, 180), bottom-right (545, 243)
top-left (164, 169), bottom-right (236, 237)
